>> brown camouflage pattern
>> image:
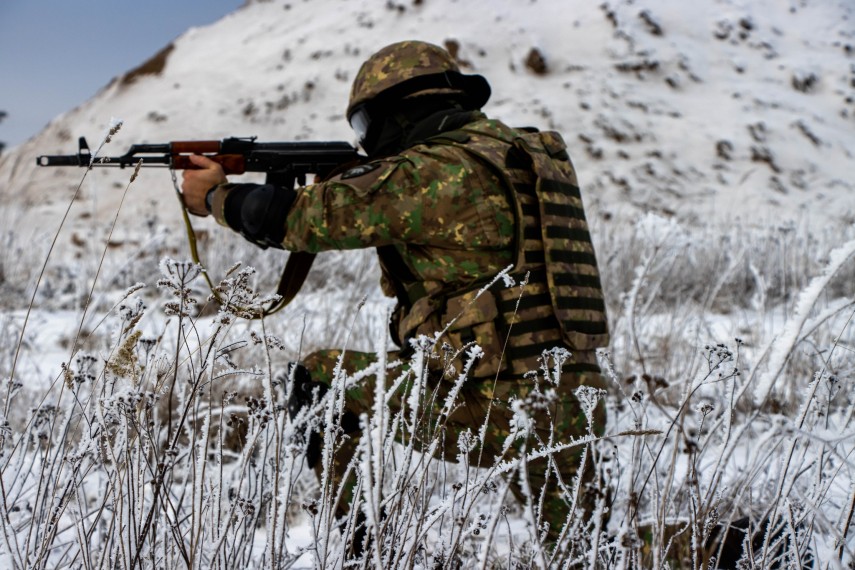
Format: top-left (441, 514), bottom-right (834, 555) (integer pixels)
top-left (282, 114), bottom-right (516, 286)
top-left (515, 131), bottom-right (610, 350)
top-left (347, 41), bottom-right (461, 118)
top-left (276, 114), bottom-right (609, 537)
top-left (301, 347), bottom-right (605, 539)
top-left (281, 115), bottom-right (608, 377)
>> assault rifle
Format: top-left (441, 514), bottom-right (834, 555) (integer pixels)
top-left (36, 136), bottom-right (361, 188)
top-left (36, 135), bottom-right (364, 316)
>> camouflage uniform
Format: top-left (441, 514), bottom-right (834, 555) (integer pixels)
top-left (288, 115), bottom-right (608, 536)
top-left (210, 41), bottom-right (610, 540)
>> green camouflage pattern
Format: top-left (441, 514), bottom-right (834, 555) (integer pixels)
top-left (282, 115), bottom-right (608, 377)
top-left (347, 41), bottom-right (461, 118)
top-left (301, 347), bottom-right (606, 540)
top-left (432, 119), bottom-right (610, 354)
top-left (277, 114), bottom-right (609, 537)
top-left (282, 114), bottom-right (516, 288)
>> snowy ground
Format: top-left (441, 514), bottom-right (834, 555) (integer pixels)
top-left (0, 0), bottom-right (853, 568)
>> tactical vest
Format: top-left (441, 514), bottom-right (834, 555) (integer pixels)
top-left (380, 120), bottom-right (609, 380)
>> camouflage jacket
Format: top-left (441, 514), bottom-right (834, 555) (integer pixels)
top-left (210, 112), bottom-right (608, 378)
top-left (278, 113), bottom-right (608, 379)
top-left (283, 114), bottom-right (513, 291)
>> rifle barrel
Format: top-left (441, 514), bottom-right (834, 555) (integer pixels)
top-left (36, 139), bottom-right (362, 173)
top-left (36, 155), bottom-right (171, 168)
top-left (37, 155), bottom-right (86, 167)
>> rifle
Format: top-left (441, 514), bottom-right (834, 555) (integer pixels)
top-left (37, 136), bottom-right (364, 316)
top-left (37, 136), bottom-right (360, 187)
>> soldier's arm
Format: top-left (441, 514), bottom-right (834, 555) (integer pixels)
top-left (203, 157), bottom-right (408, 251)
top-left (282, 148), bottom-right (514, 253)
top-left (281, 158), bottom-right (416, 252)
top-left (205, 146), bottom-right (513, 253)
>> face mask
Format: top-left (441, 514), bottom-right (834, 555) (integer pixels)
top-left (349, 106), bottom-right (372, 146)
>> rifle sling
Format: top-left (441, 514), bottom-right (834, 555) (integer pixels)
top-left (266, 251), bottom-right (316, 315)
top-left (176, 175), bottom-right (313, 318)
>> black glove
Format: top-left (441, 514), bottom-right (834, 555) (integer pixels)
top-left (221, 183), bottom-right (297, 249)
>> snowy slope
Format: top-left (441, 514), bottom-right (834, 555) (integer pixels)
top-left (0, 5), bottom-right (852, 563)
top-left (0, 0), bottom-right (852, 237)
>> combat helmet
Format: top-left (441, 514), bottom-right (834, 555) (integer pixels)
top-left (347, 41), bottom-right (491, 146)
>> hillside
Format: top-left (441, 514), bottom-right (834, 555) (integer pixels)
top-left (1, 0), bottom-right (852, 240)
top-left (1, 2), bottom-right (854, 567)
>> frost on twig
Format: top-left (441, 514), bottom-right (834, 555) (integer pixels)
top-left (89, 117), bottom-right (123, 166)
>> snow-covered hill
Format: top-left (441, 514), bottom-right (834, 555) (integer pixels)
top-left (1, 5), bottom-right (853, 566)
top-left (1, 0), bottom-right (852, 236)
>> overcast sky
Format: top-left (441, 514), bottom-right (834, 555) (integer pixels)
top-left (0, 0), bottom-right (243, 149)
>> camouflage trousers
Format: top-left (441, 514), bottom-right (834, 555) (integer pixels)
top-left (299, 347), bottom-right (607, 541)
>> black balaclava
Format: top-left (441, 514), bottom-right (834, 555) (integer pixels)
top-left (362, 95), bottom-right (479, 158)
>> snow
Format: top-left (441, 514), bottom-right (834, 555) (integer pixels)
top-left (1, 0), bottom-right (852, 239)
top-left (0, 0), bottom-right (853, 566)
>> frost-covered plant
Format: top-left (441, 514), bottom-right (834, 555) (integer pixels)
top-left (0, 258), bottom-right (609, 569)
top-left (0, 257), bottom-right (299, 568)
top-left (599, 236), bottom-right (855, 569)
top-left (1, 235), bottom-right (852, 568)
top-left (1, 129), bottom-right (853, 568)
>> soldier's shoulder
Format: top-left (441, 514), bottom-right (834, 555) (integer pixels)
top-left (328, 156), bottom-right (409, 193)
top-left (338, 162), bottom-right (384, 181)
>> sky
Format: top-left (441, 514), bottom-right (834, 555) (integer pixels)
top-left (0, 0), bottom-right (244, 149)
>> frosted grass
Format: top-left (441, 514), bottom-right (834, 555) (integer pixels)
top-left (0, 203), bottom-right (852, 568)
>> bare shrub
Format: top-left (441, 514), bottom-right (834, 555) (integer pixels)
top-left (1, 130), bottom-right (852, 567)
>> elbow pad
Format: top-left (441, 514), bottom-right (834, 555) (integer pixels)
top-left (221, 183), bottom-right (297, 249)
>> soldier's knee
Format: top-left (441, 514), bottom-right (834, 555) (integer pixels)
top-left (300, 349), bottom-right (344, 386)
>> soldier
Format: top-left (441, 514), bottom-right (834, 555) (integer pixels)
top-left (182, 40), bottom-right (610, 544)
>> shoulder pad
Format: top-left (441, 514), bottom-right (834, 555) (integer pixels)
top-left (539, 131), bottom-right (569, 159)
top-left (514, 130), bottom-right (570, 162)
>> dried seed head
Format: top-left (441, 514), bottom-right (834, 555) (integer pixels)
top-left (130, 159), bottom-right (143, 183)
top-left (61, 362), bottom-right (74, 390)
top-left (104, 119), bottom-right (123, 143)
